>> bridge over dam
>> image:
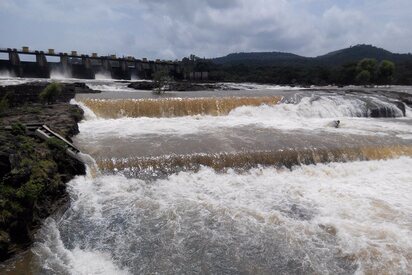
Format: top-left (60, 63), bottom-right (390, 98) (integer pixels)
top-left (0, 47), bottom-right (207, 80)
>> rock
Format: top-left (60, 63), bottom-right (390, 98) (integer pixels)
top-left (127, 81), bottom-right (156, 90)
top-left (0, 231), bottom-right (10, 261)
top-left (0, 82), bottom-right (99, 107)
top-left (392, 101), bottom-right (406, 116)
top-left (0, 152), bottom-right (11, 179)
top-left (128, 81), bottom-right (233, 92)
top-left (0, 89), bottom-right (88, 262)
top-left (368, 100), bottom-right (405, 118)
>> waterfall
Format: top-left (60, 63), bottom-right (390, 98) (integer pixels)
top-left (79, 96), bottom-right (283, 118)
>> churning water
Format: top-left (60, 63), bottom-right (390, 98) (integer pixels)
top-left (33, 158), bottom-right (412, 274)
top-left (2, 77), bottom-right (412, 274)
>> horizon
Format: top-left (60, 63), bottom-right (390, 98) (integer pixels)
top-left (1, 0), bottom-right (412, 59)
top-left (216, 44), bottom-right (412, 58)
top-left (1, 44), bottom-right (411, 62)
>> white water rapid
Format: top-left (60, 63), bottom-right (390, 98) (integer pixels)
top-left (1, 77), bottom-right (411, 274)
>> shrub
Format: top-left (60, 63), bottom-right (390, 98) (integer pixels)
top-left (11, 123), bottom-right (26, 136)
top-left (46, 137), bottom-right (66, 151)
top-left (39, 82), bottom-right (62, 104)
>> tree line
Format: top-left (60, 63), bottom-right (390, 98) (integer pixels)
top-left (180, 55), bottom-right (412, 86)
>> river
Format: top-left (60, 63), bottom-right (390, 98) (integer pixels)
top-left (1, 76), bottom-right (412, 274)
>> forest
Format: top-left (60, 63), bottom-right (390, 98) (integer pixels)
top-left (181, 44), bottom-right (412, 85)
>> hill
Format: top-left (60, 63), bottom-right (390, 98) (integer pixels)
top-left (211, 52), bottom-right (309, 66)
top-left (211, 44), bottom-right (412, 67)
top-left (315, 44), bottom-right (412, 66)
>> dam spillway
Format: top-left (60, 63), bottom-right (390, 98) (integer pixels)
top-left (0, 47), bottom-right (185, 80)
top-left (1, 76), bottom-right (412, 274)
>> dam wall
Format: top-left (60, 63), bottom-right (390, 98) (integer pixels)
top-left (0, 47), bottom-right (199, 80)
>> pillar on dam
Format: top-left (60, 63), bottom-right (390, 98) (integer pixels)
top-left (149, 61), bottom-right (156, 78)
top-left (35, 51), bottom-right (50, 78)
top-left (100, 57), bottom-right (113, 77)
top-left (81, 55), bottom-right (95, 79)
top-left (82, 55), bottom-right (92, 69)
top-left (8, 49), bottom-right (22, 77)
top-left (102, 58), bottom-right (110, 71)
top-left (135, 61), bottom-right (143, 79)
top-left (60, 53), bottom-right (71, 75)
top-left (8, 50), bottom-right (20, 66)
top-left (139, 61), bottom-right (151, 79)
top-left (120, 60), bottom-right (131, 80)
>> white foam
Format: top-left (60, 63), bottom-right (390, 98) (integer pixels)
top-left (406, 105), bottom-right (412, 117)
top-left (33, 219), bottom-right (130, 275)
top-left (36, 157), bottom-right (412, 273)
top-left (76, 96), bottom-right (412, 140)
top-left (0, 74), bottom-right (38, 86)
top-left (94, 72), bottom-right (112, 80)
top-left (223, 82), bottom-right (305, 90)
top-left (86, 83), bottom-right (139, 93)
top-left (0, 70), bottom-right (14, 78)
top-left (50, 70), bottom-right (73, 80)
top-left (70, 99), bottom-right (98, 121)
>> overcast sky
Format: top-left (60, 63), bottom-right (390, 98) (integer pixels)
top-left (0, 0), bottom-right (411, 59)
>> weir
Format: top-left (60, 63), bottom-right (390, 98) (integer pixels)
top-left (97, 145), bottom-right (412, 178)
top-left (79, 96), bottom-right (283, 118)
top-left (75, 93), bottom-right (412, 179)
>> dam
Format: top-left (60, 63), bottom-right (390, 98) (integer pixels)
top-left (0, 47), bottom-right (204, 80)
top-left (1, 75), bottom-right (411, 274)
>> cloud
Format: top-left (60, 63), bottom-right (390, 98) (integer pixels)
top-left (0, 0), bottom-right (411, 59)
top-left (136, 0), bottom-right (316, 57)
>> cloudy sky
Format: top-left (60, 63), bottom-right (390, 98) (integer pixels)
top-left (0, 0), bottom-right (411, 59)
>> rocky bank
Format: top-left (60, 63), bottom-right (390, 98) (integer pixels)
top-left (0, 82), bottom-right (99, 261)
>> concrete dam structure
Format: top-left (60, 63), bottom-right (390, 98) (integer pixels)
top-left (0, 47), bottom-right (187, 80)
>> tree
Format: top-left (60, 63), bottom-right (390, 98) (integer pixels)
top-left (378, 60), bottom-right (395, 84)
top-left (356, 58), bottom-right (377, 85)
top-left (356, 70), bottom-right (371, 85)
top-left (152, 69), bottom-right (172, 94)
top-left (39, 82), bottom-right (62, 104)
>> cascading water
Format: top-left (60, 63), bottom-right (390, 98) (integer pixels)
top-left (3, 79), bottom-right (412, 274)
top-left (80, 96), bottom-right (283, 118)
top-left (74, 93), bottom-right (412, 179)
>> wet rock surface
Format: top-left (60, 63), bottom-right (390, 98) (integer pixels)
top-left (0, 82), bottom-right (99, 107)
top-left (0, 83), bottom-right (96, 261)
